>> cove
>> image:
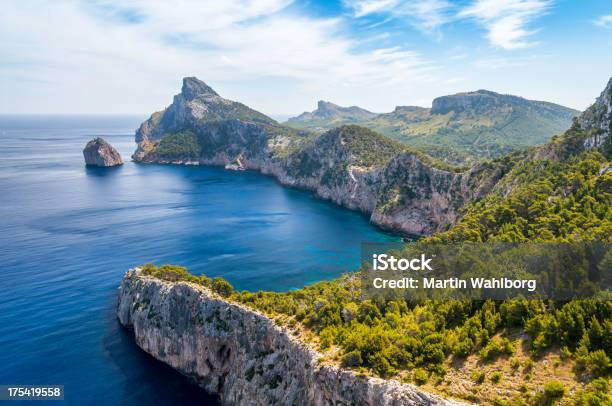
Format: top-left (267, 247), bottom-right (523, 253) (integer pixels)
top-left (0, 115), bottom-right (398, 404)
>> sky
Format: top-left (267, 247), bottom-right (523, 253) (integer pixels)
top-left (1, 0), bottom-right (611, 118)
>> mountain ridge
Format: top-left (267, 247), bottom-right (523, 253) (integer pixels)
top-left (286, 89), bottom-right (580, 164)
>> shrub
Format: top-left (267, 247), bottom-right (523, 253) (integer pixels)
top-left (371, 353), bottom-right (397, 377)
top-left (573, 378), bottom-right (611, 406)
top-left (490, 371), bottom-right (502, 384)
top-left (141, 263), bottom-right (193, 282)
top-left (479, 337), bottom-right (515, 361)
top-left (453, 337), bottom-right (473, 357)
top-left (211, 277), bottom-right (234, 297)
top-left (319, 326), bottom-right (335, 349)
top-left (471, 371), bottom-right (485, 384)
top-left (577, 349), bottom-right (611, 378)
top-left (540, 381), bottom-right (566, 405)
top-left (413, 368), bottom-right (428, 385)
top-left (341, 350), bottom-right (362, 368)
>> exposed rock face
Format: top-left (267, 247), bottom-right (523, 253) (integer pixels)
top-left (432, 90), bottom-right (521, 114)
top-left (83, 138), bottom-right (123, 167)
top-left (577, 76), bottom-right (612, 151)
top-left (133, 77), bottom-right (507, 236)
top-left (117, 269), bottom-right (467, 406)
top-left (135, 77), bottom-right (276, 145)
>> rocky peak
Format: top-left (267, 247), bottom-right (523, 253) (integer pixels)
top-left (135, 76), bottom-right (275, 145)
top-left (83, 138), bottom-right (123, 167)
top-left (315, 100), bottom-right (344, 118)
top-left (291, 101), bottom-right (376, 122)
top-left (317, 100), bottom-right (335, 110)
top-left (181, 77), bottom-right (218, 100)
top-left (431, 90), bottom-right (527, 114)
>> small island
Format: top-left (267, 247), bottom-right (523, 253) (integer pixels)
top-left (83, 137), bottom-right (123, 167)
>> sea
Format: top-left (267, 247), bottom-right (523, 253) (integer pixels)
top-left (0, 115), bottom-right (398, 405)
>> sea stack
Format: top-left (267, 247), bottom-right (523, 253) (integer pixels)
top-left (83, 138), bottom-right (123, 167)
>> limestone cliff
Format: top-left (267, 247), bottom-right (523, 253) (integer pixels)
top-left (576, 76), bottom-right (612, 152)
top-left (83, 138), bottom-right (123, 167)
top-left (117, 268), bottom-right (466, 406)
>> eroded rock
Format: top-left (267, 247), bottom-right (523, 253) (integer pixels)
top-left (83, 138), bottom-right (123, 167)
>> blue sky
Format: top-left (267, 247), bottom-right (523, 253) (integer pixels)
top-left (1, 0), bottom-right (611, 117)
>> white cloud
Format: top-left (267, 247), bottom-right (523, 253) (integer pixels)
top-left (593, 15), bottom-right (612, 29)
top-left (344, 0), bottom-right (452, 32)
top-left (458, 0), bottom-right (552, 49)
top-left (472, 54), bottom-right (547, 69)
top-left (0, 0), bottom-right (437, 114)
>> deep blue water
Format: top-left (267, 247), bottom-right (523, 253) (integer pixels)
top-left (0, 116), bottom-right (397, 405)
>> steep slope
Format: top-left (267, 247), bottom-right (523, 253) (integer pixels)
top-left (133, 80), bottom-right (509, 235)
top-left (575, 75), bottom-right (612, 153)
top-left (286, 90), bottom-right (579, 164)
top-left (286, 101), bottom-right (377, 132)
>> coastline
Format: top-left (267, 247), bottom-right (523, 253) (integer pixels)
top-left (118, 268), bottom-right (468, 406)
top-left (130, 154), bottom-right (471, 239)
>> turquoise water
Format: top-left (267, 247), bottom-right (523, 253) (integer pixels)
top-left (0, 116), bottom-right (397, 404)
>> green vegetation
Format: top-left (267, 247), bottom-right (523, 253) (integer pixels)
top-left (472, 370), bottom-right (486, 384)
top-left (139, 116), bottom-right (611, 403)
top-left (430, 150), bottom-right (611, 243)
top-left (326, 125), bottom-right (404, 168)
top-left (142, 261), bottom-right (611, 384)
top-left (573, 378), bottom-right (611, 405)
top-left (140, 263), bottom-right (235, 298)
top-left (286, 91), bottom-right (578, 165)
top-left (413, 368), bottom-right (428, 385)
top-left (153, 130), bottom-right (201, 160)
top-left (538, 381), bottom-right (566, 405)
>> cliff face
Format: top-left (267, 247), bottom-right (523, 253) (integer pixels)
top-left (117, 269), bottom-right (466, 406)
top-left (133, 78), bottom-right (506, 236)
top-left (577, 76), bottom-right (612, 151)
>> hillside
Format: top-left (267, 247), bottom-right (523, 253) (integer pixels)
top-left (128, 76), bottom-right (611, 405)
top-left (286, 90), bottom-right (579, 164)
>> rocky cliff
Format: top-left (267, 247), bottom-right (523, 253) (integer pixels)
top-left (117, 268), bottom-right (466, 406)
top-left (83, 137), bottom-right (123, 167)
top-left (576, 76), bottom-right (612, 152)
top-left (133, 78), bottom-right (507, 236)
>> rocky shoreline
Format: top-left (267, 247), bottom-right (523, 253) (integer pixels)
top-left (130, 78), bottom-right (509, 236)
top-left (117, 268), bottom-right (467, 405)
